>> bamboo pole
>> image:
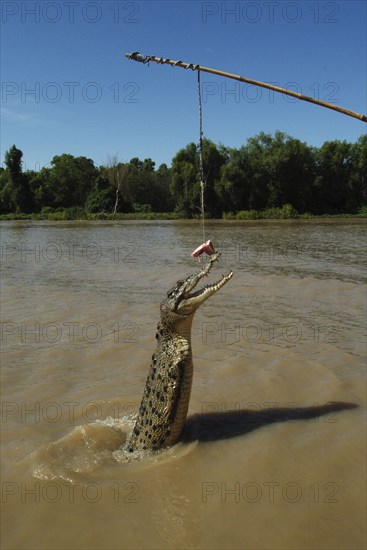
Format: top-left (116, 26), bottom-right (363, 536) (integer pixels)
top-left (125, 52), bottom-right (367, 124)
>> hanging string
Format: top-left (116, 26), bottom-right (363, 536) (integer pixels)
top-left (197, 68), bottom-right (206, 244)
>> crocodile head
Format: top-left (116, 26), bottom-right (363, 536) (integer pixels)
top-left (162, 252), bottom-right (233, 317)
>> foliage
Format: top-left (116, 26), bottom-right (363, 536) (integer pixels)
top-left (1, 145), bottom-right (33, 213)
top-left (235, 210), bottom-right (260, 220)
top-left (1, 133), bottom-right (366, 218)
top-left (234, 204), bottom-right (299, 220)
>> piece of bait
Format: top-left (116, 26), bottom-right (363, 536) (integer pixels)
top-left (191, 239), bottom-right (215, 257)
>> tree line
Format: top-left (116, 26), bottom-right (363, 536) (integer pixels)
top-left (1, 131), bottom-right (366, 218)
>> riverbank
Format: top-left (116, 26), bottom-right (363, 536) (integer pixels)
top-left (1, 205), bottom-right (366, 221)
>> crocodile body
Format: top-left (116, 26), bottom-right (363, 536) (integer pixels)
top-left (125, 252), bottom-right (233, 453)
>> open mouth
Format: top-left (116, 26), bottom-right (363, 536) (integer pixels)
top-left (185, 271), bottom-right (234, 300)
top-left (182, 253), bottom-right (233, 302)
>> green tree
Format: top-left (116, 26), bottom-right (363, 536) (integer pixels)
top-left (1, 145), bottom-right (33, 212)
top-left (0, 169), bottom-right (13, 213)
top-left (171, 140), bottom-right (227, 217)
top-left (47, 154), bottom-right (98, 208)
top-left (349, 134), bottom-right (367, 210)
top-left (124, 157), bottom-right (168, 212)
top-left (216, 146), bottom-right (251, 212)
top-left (128, 166), bottom-right (155, 211)
top-left (155, 163), bottom-right (174, 211)
top-left (84, 169), bottom-right (115, 213)
top-left (243, 131), bottom-right (315, 212)
top-left (313, 140), bottom-right (354, 213)
top-left (5, 145), bottom-right (23, 175)
top-left (141, 158), bottom-right (155, 172)
top-left (202, 140), bottom-right (228, 217)
top-left (28, 168), bottom-right (52, 211)
top-left (266, 132), bottom-right (315, 211)
top-left (170, 142), bottom-right (198, 215)
top-left (244, 133), bottom-right (273, 210)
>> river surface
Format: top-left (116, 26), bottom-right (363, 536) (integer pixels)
top-left (1, 219), bottom-right (366, 550)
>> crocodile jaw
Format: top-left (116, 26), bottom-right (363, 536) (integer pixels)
top-left (172, 253), bottom-right (233, 316)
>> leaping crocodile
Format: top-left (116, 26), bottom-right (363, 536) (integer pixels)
top-left (125, 252), bottom-right (233, 453)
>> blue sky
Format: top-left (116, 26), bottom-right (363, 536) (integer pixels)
top-left (1, 0), bottom-right (366, 171)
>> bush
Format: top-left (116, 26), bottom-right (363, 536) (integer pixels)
top-left (85, 189), bottom-right (114, 213)
top-left (133, 203), bottom-right (153, 213)
top-left (65, 207), bottom-right (86, 219)
top-left (47, 211), bottom-right (68, 220)
top-left (236, 210), bottom-right (259, 220)
top-left (260, 204), bottom-right (299, 219)
top-left (40, 206), bottom-right (54, 214)
top-left (279, 203), bottom-right (298, 219)
top-left (356, 205), bottom-right (367, 217)
top-left (222, 212), bottom-right (236, 220)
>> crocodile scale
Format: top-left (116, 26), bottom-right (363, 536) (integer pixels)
top-left (125, 252), bottom-right (233, 453)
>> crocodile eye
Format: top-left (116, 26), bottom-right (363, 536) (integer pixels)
top-left (167, 281), bottom-right (182, 297)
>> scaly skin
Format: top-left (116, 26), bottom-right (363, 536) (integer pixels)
top-left (125, 252), bottom-right (233, 453)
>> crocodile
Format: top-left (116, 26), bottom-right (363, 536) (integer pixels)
top-left (125, 252), bottom-right (233, 453)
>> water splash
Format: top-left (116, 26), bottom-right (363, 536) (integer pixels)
top-left (31, 413), bottom-right (199, 481)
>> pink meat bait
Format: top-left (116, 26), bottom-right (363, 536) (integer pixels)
top-left (191, 240), bottom-right (215, 258)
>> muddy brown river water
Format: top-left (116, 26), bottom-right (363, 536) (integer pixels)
top-left (1, 219), bottom-right (366, 550)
